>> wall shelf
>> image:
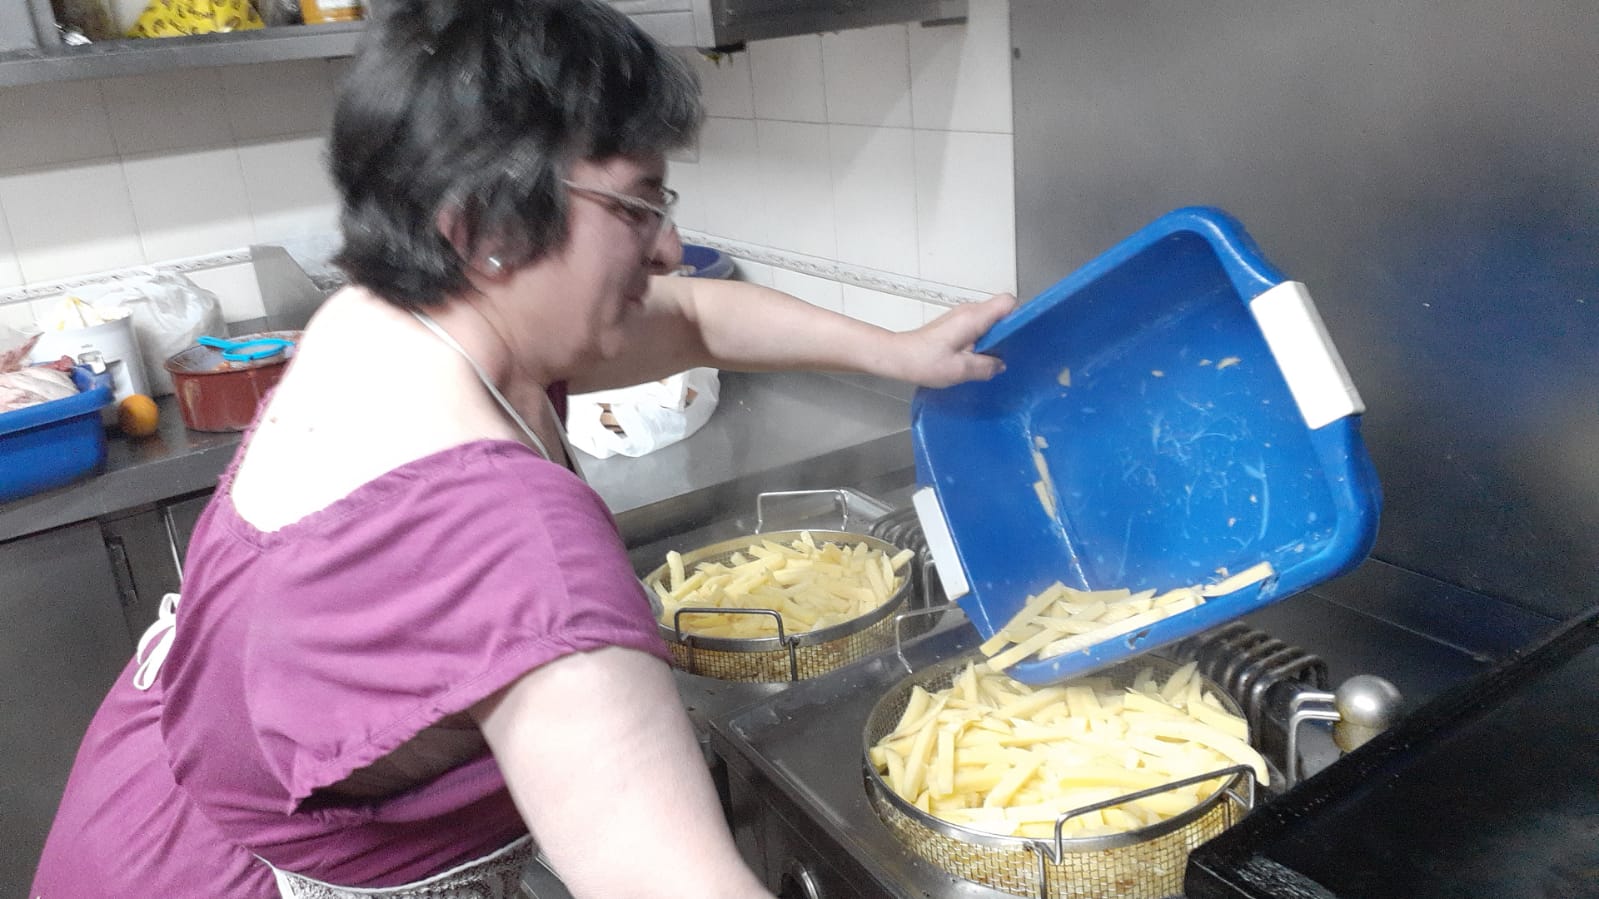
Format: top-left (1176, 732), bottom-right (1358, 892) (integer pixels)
top-left (0, 21), bottom-right (363, 88)
top-left (0, 1), bottom-right (966, 90)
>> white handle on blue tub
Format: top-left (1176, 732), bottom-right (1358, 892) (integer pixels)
top-left (912, 486), bottom-right (970, 601)
top-left (1249, 281), bottom-right (1366, 430)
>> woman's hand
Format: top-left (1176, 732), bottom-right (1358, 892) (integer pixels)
top-left (890, 292), bottom-right (1017, 388)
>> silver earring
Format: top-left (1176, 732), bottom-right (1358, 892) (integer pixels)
top-left (483, 255), bottom-right (504, 275)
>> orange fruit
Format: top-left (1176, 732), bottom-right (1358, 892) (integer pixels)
top-left (118, 394), bottom-right (160, 438)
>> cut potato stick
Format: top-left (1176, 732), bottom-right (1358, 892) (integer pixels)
top-left (979, 564), bottom-right (1275, 669)
top-left (982, 753), bottom-right (1044, 808)
top-left (1200, 561), bottom-right (1275, 596)
top-left (667, 550), bottom-right (686, 591)
top-left (988, 624), bottom-right (1077, 671)
top-left (871, 661), bottom-right (1266, 841)
top-left (1187, 698), bottom-right (1250, 741)
top-left (1126, 716), bottom-right (1269, 783)
top-left (1034, 602), bottom-right (1196, 663)
top-left (900, 714), bottom-right (941, 800)
top-left (894, 685), bottom-right (933, 735)
top-left (979, 582), bottom-right (1071, 654)
top-left (651, 531), bottom-right (907, 638)
top-left (933, 729), bottom-right (957, 797)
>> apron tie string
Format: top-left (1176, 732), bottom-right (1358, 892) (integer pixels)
top-left (133, 592), bottom-right (181, 691)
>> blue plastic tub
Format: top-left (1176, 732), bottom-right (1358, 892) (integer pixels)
top-left (911, 207), bottom-right (1381, 684)
top-left (681, 243), bottom-right (735, 279)
top-left (0, 365), bottom-right (114, 504)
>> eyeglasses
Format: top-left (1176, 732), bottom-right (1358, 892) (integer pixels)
top-left (562, 180), bottom-right (679, 245)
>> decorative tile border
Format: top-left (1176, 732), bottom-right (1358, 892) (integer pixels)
top-left (679, 230), bottom-right (990, 308)
top-left (0, 248), bottom-right (254, 307)
top-left (3, 233), bottom-right (995, 310)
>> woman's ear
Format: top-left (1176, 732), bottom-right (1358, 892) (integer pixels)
top-left (435, 205), bottom-right (512, 282)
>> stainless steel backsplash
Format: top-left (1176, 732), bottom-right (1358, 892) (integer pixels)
top-left (1011, 0), bottom-right (1598, 620)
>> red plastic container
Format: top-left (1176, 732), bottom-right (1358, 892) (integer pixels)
top-left (164, 331), bottom-right (299, 432)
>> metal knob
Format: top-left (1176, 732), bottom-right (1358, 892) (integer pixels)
top-left (1332, 674), bottom-right (1403, 752)
top-left (779, 859), bottom-right (824, 899)
top-left (1334, 674), bottom-right (1403, 728)
top-left (1285, 674), bottom-right (1404, 785)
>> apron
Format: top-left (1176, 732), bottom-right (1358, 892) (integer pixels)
top-left (130, 310), bottom-right (582, 898)
top-left (261, 836), bottom-right (535, 899)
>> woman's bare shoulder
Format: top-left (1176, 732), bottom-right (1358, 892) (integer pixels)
top-left (229, 292), bottom-right (516, 532)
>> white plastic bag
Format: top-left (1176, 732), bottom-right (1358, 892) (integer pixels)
top-left (0, 324), bottom-right (40, 373)
top-left (566, 368), bottom-right (721, 459)
top-left (78, 270), bottom-right (227, 396)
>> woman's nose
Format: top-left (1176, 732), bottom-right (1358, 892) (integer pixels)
top-left (648, 221), bottom-right (683, 275)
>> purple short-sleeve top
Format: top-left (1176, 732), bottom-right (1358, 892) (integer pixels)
top-left (31, 437), bottom-right (668, 898)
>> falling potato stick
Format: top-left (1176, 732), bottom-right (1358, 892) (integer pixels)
top-left (980, 564), bottom-right (1276, 669)
top-left (1200, 561), bottom-right (1274, 596)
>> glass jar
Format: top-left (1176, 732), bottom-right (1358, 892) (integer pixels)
top-left (299, 0), bottom-right (362, 24)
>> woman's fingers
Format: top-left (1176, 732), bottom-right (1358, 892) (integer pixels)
top-left (907, 292), bottom-right (1018, 387)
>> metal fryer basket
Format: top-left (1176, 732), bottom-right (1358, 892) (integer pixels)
top-left (862, 655), bottom-right (1254, 898)
top-left (645, 528), bottom-right (913, 683)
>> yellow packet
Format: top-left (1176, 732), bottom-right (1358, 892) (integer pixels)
top-left (128, 0), bottom-right (264, 38)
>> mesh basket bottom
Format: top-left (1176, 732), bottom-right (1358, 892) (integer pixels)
top-left (668, 610), bottom-right (899, 682)
top-left (868, 770), bottom-right (1241, 898)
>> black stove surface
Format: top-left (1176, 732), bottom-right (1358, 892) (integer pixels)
top-left (1187, 606), bottom-right (1599, 899)
top-left (704, 553), bottom-right (1558, 898)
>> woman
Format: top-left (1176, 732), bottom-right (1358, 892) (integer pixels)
top-left (31, 1), bottom-right (1014, 896)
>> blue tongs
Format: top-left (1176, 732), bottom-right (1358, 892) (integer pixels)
top-left (197, 335), bottom-right (293, 362)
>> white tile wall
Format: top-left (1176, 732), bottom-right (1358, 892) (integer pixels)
top-left (221, 59), bottom-right (338, 141)
top-left (0, 299), bottom-right (36, 330)
top-left (667, 157), bottom-right (705, 233)
top-left (184, 261), bottom-right (265, 323)
top-left (821, 26), bottom-right (913, 129)
top-left (237, 135), bottom-right (340, 245)
top-left (731, 258), bottom-right (774, 287)
top-left (0, 59), bottom-right (346, 322)
top-left (0, 161), bottom-right (144, 282)
top-left (771, 268), bottom-right (843, 312)
top-left (756, 120), bottom-right (835, 260)
top-left (124, 147), bottom-right (254, 263)
top-left (750, 36), bottom-right (827, 123)
top-left (909, 0), bottom-right (1014, 134)
top-left (696, 117), bottom-right (766, 244)
top-left (829, 124), bottom-right (918, 275)
top-left (0, 204), bottom-right (21, 290)
top-left (324, 56), bottom-right (354, 86)
top-left (0, 80), bottom-right (116, 172)
top-left (102, 70), bottom-right (233, 156)
top-left (685, 0), bottom-right (1017, 312)
top-left (841, 283), bottom-right (929, 332)
top-left (682, 49), bottom-right (754, 120)
top-left (914, 129), bottom-right (1016, 293)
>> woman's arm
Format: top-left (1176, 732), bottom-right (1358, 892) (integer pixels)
top-left (569, 275), bottom-right (1016, 393)
top-left (473, 646), bottom-right (774, 899)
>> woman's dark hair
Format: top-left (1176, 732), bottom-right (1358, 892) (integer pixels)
top-left (329, 0), bottom-right (702, 306)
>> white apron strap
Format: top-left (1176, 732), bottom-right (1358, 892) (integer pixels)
top-left (132, 592), bottom-right (182, 691)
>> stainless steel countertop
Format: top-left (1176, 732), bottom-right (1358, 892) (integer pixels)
top-left (0, 369), bottom-right (917, 546)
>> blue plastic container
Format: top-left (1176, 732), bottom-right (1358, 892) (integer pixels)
top-left (911, 207), bottom-right (1381, 684)
top-left (0, 365), bottom-right (114, 504)
top-left (681, 243), bottom-right (735, 280)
